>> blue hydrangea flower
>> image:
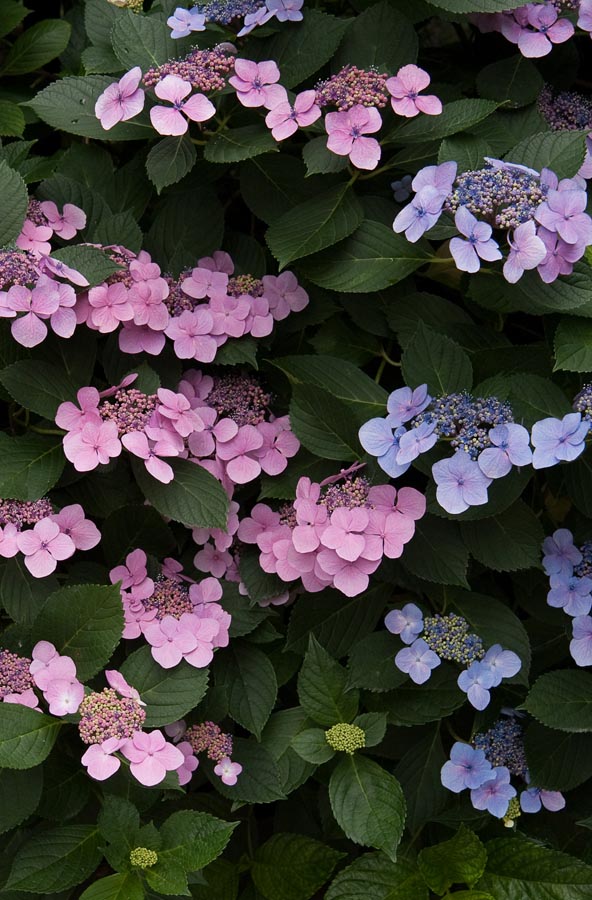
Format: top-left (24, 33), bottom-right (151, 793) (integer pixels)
top-left (396, 420), bottom-right (438, 464)
top-left (457, 660), bottom-right (496, 709)
top-left (531, 412), bottom-right (590, 469)
top-left (570, 614), bottom-right (592, 666)
top-left (384, 603), bottom-right (423, 644)
top-left (432, 452), bottom-right (492, 514)
top-left (547, 573), bottom-right (592, 617)
top-left (395, 638), bottom-right (440, 684)
top-left (481, 644), bottom-right (522, 687)
top-left (542, 528), bottom-right (582, 577)
top-left (440, 742), bottom-right (493, 793)
top-left (520, 786), bottom-right (565, 813)
top-left (358, 418), bottom-right (410, 478)
top-left (166, 6), bottom-right (206, 37)
top-left (387, 384), bottom-right (431, 426)
top-left (391, 174), bottom-right (412, 203)
top-left (477, 423), bottom-right (532, 479)
top-left (470, 766), bottom-right (516, 818)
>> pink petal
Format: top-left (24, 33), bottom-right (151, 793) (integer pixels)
top-left (150, 106), bottom-right (188, 136)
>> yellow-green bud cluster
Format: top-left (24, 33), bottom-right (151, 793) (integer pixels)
top-left (107, 0), bottom-right (144, 10)
top-left (325, 723), bottom-right (366, 754)
top-left (503, 797), bottom-right (521, 828)
top-left (129, 847), bottom-right (158, 868)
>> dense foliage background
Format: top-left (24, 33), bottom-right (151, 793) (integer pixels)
top-left (4, 0), bottom-right (592, 898)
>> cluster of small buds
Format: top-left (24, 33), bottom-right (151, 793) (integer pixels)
top-left (393, 158), bottom-right (592, 283)
top-left (0, 649), bottom-right (34, 702)
top-left (0, 500), bottom-right (100, 578)
top-left (359, 384), bottom-right (533, 515)
top-left (110, 549), bottom-right (231, 670)
top-left (78, 688), bottom-right (147, 744)
top-left (538, 85), bottom-right (592, 183)
top-left (472, 717), bottom-right (528, 776)
top-left (143, 46), bottom-right (235, 92)
top-left (315, 66), bottom-right (390, 110)
top-left (325, 723), bottom-right (366, 754)
top-left (542, 528), bottom-right (592, 666)
top-left (573, 383), bottom-right (592, 422)
top-left (237, 466), bottom-right (425, 597)
top-left (166, 719), bottom-right (242, 786)
top-left (0, 249), bottom-right (40, 289)
top-left (470, 2), bottom-right (581, 58)
top-left (386, 603), bottom-right (521, 710)
top-left (130, 848), bottom-right (158, 869)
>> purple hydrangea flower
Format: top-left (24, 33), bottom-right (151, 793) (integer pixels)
top-left (542, 528), bottom-right (581, 577)
top-left (395, 638), bottom-right (440, 684)
top-left (470, 766), bottom-right (516, 818)
top-left (441, 742), bottom-right (493, 793)
top-left (166, 6), bottom-right (206, 37)
top-left (503, 220), bottom-right (547, 284)
top-left (531, 413), bottom-right (590, 469)
top-left (411, 161), bottom-right (457, 194)
top-left (547, 573), bottom-right (592, 617)
top-left (384, 603), bottom-right (424, 644)
top-left (396, 421), bottom-right (438, 464)
top-left (535, 189), bottom-right (592, 246)
top-left (432, 452), bottom-right (492, 514)
top-left (393, 187), bottom-right (446, 243)
top-left (358, 418), bottom-right (411, 478)
top-left (387, 384), bottom-right (431, 425)
top-left (457, 660), bottom-right (496, 710)
top-left (570, 615), bottom-right (592, 666)
top-left (391, 175), bottom-right (412, 203)
top-left (477, 423), bottom-right (532, 479)
top-left (449, 206), bottom-right (502, 273)
top-left (520, 786), bottom-right (566, 814)
top-left (481, 644), bottom-right (522, 687)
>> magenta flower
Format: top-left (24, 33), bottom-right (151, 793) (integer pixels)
top-left (121, 730), bottom-right (185, 786)
top-left (386, 64), bottom-right (442, 118)
top-left (265, 90), bottom-right (321, 140)
top-left (254, 418), bottom-right (300, 476)
top-left (150, 75), bottom-right (215, 136)
top-left (128, 281), bottom-right (169, 331)
top-left (16, 220), bottom-right (53, 256)
top-left (503, 220), bottom-right (547, 283)
top-left (95, 67), bottom-right (145, 130)
top-left (0, 523), bottom-right (19, 558)
top-left (535, 189), bottom-right (592, 245)
top-left (16, 519), bottom-right (75, 577)
top-left (366, 509), bottom-right (415, 559)
top-left (63, 420), bottom-right (122, 472)
top-left (119, 323), bottom-right (166, 356)
top-left (325, 105), bottom-right (382, 171)
top-left (82, 738), bottom-right (125, 781)
top-left (217, 425), bottom-right (264, 484)
top-left (51, 504), bottom-right (101, 551)
top-left (449, 206), bottom-right (502, 272)
top-left (122, 431), bottom-right (176, 484)
top-left (88, 282), bottom-right (134, 333)
top-left (393, 186), bottom-right (446, 242)
top-left (516, 6), bottom-right (573, 58)
top-left (110, 548), bottom-right (154, 598)
top-left (229, 59), bottom-right (287, 110)
top-left (44, 678), bottom-right (84, 716)
top-left (165, 309), bottom-right (217, 361)
top-left (214, 757), bottom-right (242, 786)
top-left (194, 542), bottom-right (233, 578)
top-left (39, 201), bottom-right (86, 240)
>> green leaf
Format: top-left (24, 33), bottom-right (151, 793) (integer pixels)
top-left (205, 125), bottom-right (277, 164)
top-left (2, 19), bottom-right (71, 75)
top-left (111, 9), bottom-right (181, 70)
top-left (209, 737), bottom-right (286, 803)
top-left (0, 433), bottom-right (64, 501)
top-left (0, 100), bottom-right (24, 137)
top-left (0, 704), bottom-right (61, 769)
top-left (524, 723), bottom-right (592, 791)
top-left (240, 154), bottom-right (325, 225)
top-left (347, 632), bottom-right (407, 693)
top-left (0, 766), bottom-right (43, 834)
top-left (302, 137), bottom-right (349, 175)
top-left (300, 221), bottom-right (430, 292)
top-left (419, 825), bottom-right (487, 894)
top-left (101, 504), bottom-right (175, 567)
top-left (291, 728), bottom-right (335, 765)
top-left (395, 729), bottom-right (448, 833)
top-left (0, 1), bottom-right (27, 39)
top-left (98, 795), bottom-right (140, 846)
top-left (298, 636), bottom-right (359, 727)
top-left (329, 755), bottom-right (406, 861)
top-left (402, 322), bottom-right (473, 394)
top-left (333, 0), bottom-right (417, 71)
top-left (476, 55), bottom-right (543, 109)
top-left (215, 336), bottom-right (258, 368)
top-left (554, 317), bottom-right (592, 372)
top-left (252, 833), bottom-right (344, 900)
top-left (32, 583), bottom-right (124, 681)
top-left (1, 556), bottom-right (58, 627)
top-left (266, 184), bottom-right (364, 270)
top-left (0, 159), bottom-right (27, 245)
top-left (355, 712), bottom-right (387, 747)
top-left (524, 670), bottom-right (592, 733)
top-left (428, 467), bottom-right (532, 524)
top-left (429, 0), bottom-right (528, 12)
top-left (239, 547), bottom-right (289, 603)
top-left (146, 135), bottom-right (196, 193)
top-left (37, 755), bottom-right (91, 822)
top-left (27, 75), bottom-right (151, 140)
top-left (477, 836), bottom-right (592, 899)
top-left (6, 826), bottom-right (102, 893)
top-left (80, 874), bottom-right (144, 900)
top-left (120, 646), bottom-right (209, 727)
top-left (326, 853), bottom-right (428, 900)
top-left (378, 665), bottom-right (465, 726)
top-left (470, 263), bottom-right (592, 316)
top-left (460, 501), bottom-right (544, 572)
top-left (394, 99), bottom-right (498, 145)
top-left (506, 373), bottom-right (570, 428)
top-left (51, 245), bottom-right (123, 287)
top-left (403, 515), bottom-right (469, 588)
top-left (508, 131), bottom-right (588, 181)
top-left (131, 457), bottom-right (229, 529)
top-left (145, 179), bottom-right (223, 274)
top-left (82, 44), bottom-right (123, 74)
top-left (216, 642), bottom-right (278, 739)
top-left (159, 810), bottom-right (236, 872)
top-left (0, 360), bottom-right (77, 419)
top-left (289, 383), bottom-right (361, 461)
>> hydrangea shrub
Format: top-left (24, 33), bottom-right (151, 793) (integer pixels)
top-left (2, 0), bottom-right (592, 897)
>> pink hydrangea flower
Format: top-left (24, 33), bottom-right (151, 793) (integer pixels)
top-left (325, 105), bottom-right (382, 170)
top-left (386, 65), bottom-right (442, 117)
top-left (105, 670), bottom-right (145, 705)
top-left (4, 688), bottom-right (40, 709)
top-left (119, 322), bottom-right (167, 356)
top-left (88, 282), bottom-right (134, 333)
top-left (0, 524), bottom-right (19, 558)
top-left (63, 420), bottom-right (122, 472)
top-left (95, 67), bottom-right (145, 130)
top-left (16, 519), bottom-right (75, 577)
top-left (229, 59), bottom-right (287, 109)
top-left (165, 309), bottom-right (217, 361)
top-left (82, 737), bottom-right (125, 781)
top-left (44, 678), bottom-right (84, 716)
top-left (194, 542), bottom-right (233, 578)
top-left (181, 266), bottom-right (229, 299)
top-left (254, 418), bottom-right (300, 475)
top-left (261, 272), bottom-right (308, 320)
top-left (509, 5), bottom-right (574, 57)
top-left (321, 507), bottom-right (370, 562)
top-left (122, 431), bottom-right (176, 484)
top-left (121, 730), bottom-right (185, 786)
top-left (315, 550), bottom-right (378, 597)
top-left (503, 220), bottom-right (547, 283)
top-left (39, 202), bottom-right (86, 240)
top-left (214, 757), bottom-right (242, 785)
top-left (55, 386), bottom-right (101, 431)
top-left (16, 220), bottom-right (53, 256)
top-left (265, 90), bottom-right (321, 140)
top-left (176, 741), bottom-right (199, 785)
top-left (157, 388), bottom-right (204, 437)
top-left (51, 504), bottom-right (101, 551)
top-left (150, 75), bottom-right (216, 135)
top-left (142, 614), bottom-right (202, 668)
top-left (4, 283), bottom-right (58, 348)
top-left (110, 548), bottom-right (154, 598)
top-left (38, 255), bottom-right (89, 287)
top-left (216, 424), bottom-right (264, 484)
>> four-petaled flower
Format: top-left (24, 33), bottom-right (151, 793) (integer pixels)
top-left (167, 6), bottom-right (206, 38)
top-left (449, 206), bottom-right (502, 273)
top-left (325, 105), bottom-right (383, 171)
top-left (441, 742), bottom-right (493, 793)
top-left (229, 60), bottom-right (287, 109)
top-left (95, 67), bottom-right (145, 130)
top-left (395, 638), bottom-right (440, 684)
top-left (386, 64), bottom-right (442, 118)
top-left (265, 90), bottom-right (321, 140)
top-left (150, 75), bottom-right (215, 136)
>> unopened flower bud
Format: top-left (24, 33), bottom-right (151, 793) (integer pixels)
top-left (325, 723), bottom-right (366, 754)
top-left (130, 847), bottom-right (158, 868)
top-left (503, 797), bottom-right (521, 828)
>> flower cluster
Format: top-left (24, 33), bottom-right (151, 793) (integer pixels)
top-left (470, 1), bottom-right (583, 58)
top-left (542, 528), bottom-right (592, 665)
top-left (73, 245), bottom-right (308, 361)
top-left (393, 158), bottom-right (592, 284)
top-left (111, 549), bottom-right (231, 670)
top-left (538, 84), bottom-right (592, 179)
top-left (168, 719), bottom-right (242, 785)
top-left (441, 717), bottom-right (565, 821)
top-left (167, 0), bottom-right (303, 39)
top-left (238, 466), bottom-right (425, 597)
top-left (386, 604), bottom-right (521, 709)
top-left (0, 499), bottom-right (100, 577)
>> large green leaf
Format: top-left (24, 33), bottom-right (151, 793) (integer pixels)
top-left (298, 636), bottom-right (359, 726)
top-left (205, 125), bottom-right (277, 164)
top-left (80, 874), bottom-right (144, 900)
top-left (252, 833), bottom-right (344, 900)
top-left (524, 671), bottom-right (592, 732)
top-left (333, 0), bottom-right (417, 71)
top-left (393, 99), bottom-right (498, 145)
top-left (111, 9), bottom-right (181, 69)
top-left (5, 826), bottom-right (102, 893)
top-left (2, 19), bottom-right (70, 75)
top-left (158, 809), bottom-right (236, 872)
top-left (508, 131), bottom-right (588, 181)
top-left (289, 384), bottom-right (362, 461)
top-left (476, 55), bottom-right (543, 109)
top-left (554, 317), bottom-right (592, 372)
top-left (131, 457), bottom-right (229, 529)
top-left (0, 433), bottom-right (64, 500)
top-left (524, 723), bottom-right (592, 791)
top-left (460, 501), bottom-right (544, 572)
top-left (120, 645), bottom-right (209, 727)
top-left (402, 321), bottom-right (473, 394)
top-left (0, 159), bottom-right (27, 245)
top-left (0, 360), bottom-right (77, 419)
top-left (477, 836), bottom-right (592, 899)
top-left (403, 515), bottom-right (469, 588)
top-left (216, 642), bottom-right (278, 739)
top-left (0, 766), bottom-right (43, 834)
top-left (326, 854), bottom-right (427, 900)
top-left (418, 826), bottom-right (487, 894)
top-left (0, 705), bottom-right (61, 769)
top-left (394, 728), bottom-right (448, 832)
top-left (146, 135), bottom-right (196, 193)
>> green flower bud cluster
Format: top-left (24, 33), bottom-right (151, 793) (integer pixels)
top-left (130, 847), bottom-right (158, 868)
top-left (325, 723), bottom-right (366, 754)
top-left (503, 797), bottom-right (521, 828)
